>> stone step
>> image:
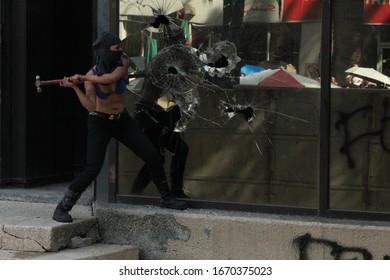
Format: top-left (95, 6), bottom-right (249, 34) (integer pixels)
top-left (0, 243), bottom-right (139, 260)
top-left (0, 200), bottom-right (99, 252)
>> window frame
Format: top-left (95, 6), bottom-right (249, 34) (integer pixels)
top-left (110, 0), bottom-right (390, 223)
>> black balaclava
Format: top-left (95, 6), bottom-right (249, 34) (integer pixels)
top-left (92, 31), bottom-right (123, 76)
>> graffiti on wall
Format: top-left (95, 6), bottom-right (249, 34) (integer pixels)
top-left (294, 233), bottom-right (390, 260)
top-left (335, 97), bottom-right (390, 168)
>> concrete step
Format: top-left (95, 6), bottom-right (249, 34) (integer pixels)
top-left (0, 243), bottom-right (139, 260)
top-left (0, 200), bottom-right (99, 252)
top-left (0, 183), bottom-right (92, 205)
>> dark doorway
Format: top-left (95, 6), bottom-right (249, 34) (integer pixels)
top-left (1, 0), bottom-right (95, 184)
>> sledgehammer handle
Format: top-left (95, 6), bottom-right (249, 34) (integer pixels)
top-left (35, 72), bottom-right (146, 93)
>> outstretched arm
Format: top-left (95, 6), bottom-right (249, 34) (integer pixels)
top-left (73, 58), bottom-right (130, 84)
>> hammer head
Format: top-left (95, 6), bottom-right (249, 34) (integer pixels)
top-left (35, 75), bottom-right (42, 93)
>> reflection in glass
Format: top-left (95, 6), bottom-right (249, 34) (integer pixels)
top-left (117, 0), bottom-right (323, 208)
top-left (330, 1), bottom-right (390, 212)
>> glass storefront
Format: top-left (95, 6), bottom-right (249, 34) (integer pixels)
top-left (330, 1), bottom-right (390, 212)
top-left (114, 0), bottom-right (390, 217)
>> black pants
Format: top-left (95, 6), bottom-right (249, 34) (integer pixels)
top-left (132, 106), bottom-right (189, 193)
top-left (69, 111), bottom-right (169, 196)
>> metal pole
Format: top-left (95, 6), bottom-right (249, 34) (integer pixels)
top-left (319, 0), bottom-right (332, 216)
top-left (95, 0), bottom-right (120, 204)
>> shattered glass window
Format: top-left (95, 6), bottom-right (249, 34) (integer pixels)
top-left (116, 0), bottom-right (322, 208)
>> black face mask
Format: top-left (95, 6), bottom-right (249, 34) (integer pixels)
top-left (105, 49), bottom-right (123, 62)
top-left (95, 49), bottom-right (123, 76)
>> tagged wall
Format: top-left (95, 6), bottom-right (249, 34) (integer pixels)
top-left (96, 204), bottom-right (390, 260)
top-left (331, 89), bottom-right (390, 211)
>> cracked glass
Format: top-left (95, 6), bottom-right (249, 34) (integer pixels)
top-left (116, 0), bottom-right (323, 208)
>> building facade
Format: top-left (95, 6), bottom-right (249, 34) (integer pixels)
top-left (2, 1), bottom-right (390, 251)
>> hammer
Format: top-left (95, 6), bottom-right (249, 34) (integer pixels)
top-left (35, 75), bottom-right (62, 93)
top-left (35, 72), bottom-right (146, 93)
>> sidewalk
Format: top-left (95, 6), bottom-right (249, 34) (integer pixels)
top-left (0, 200), bottom-right (93, 225)
top-left (0, 181), bottom-right (94, 238)
top-left (0, 183), bottom-right (139, 260)
top-left (0, 181), bottom-right (92, 205)
top-left (0, 181), bottom-right (95, 248)
top-left (0, 199), bottom-right (139, 260)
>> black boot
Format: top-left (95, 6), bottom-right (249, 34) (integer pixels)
top-left (171, 186), bottom-right (190, 199)
top-left (160, 196), bottom-right (188, 210)
top-left (52, 190), bottom-right (81, 223)
top-left (157, 182), bottom-right (188, 210)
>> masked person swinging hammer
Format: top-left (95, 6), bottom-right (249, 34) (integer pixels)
top-left (53, 31), bottom-right (188, 223)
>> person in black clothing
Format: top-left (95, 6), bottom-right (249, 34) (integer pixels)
top-left (130, 14), bottom-right (230, 198)
top-left (130, 16), bottom-right (194, 198)
top-left (52, 31), bottom-right (188, 223)
top-left (131, 75), bottom-right (190, 198)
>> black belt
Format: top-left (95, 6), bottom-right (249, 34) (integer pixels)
top-left (89, 109), bottom-right (127, 120)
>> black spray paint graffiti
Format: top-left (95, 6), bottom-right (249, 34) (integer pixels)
top-left (335, 98), bottom-right (390, 168)
top-left (294, 233), bottom-right (390, 260)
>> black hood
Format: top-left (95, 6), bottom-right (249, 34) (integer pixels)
top-left (92, 32), bottom-right (123, 75)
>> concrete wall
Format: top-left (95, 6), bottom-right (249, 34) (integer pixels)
top-left (96, 203), bottom-right (390, 260)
